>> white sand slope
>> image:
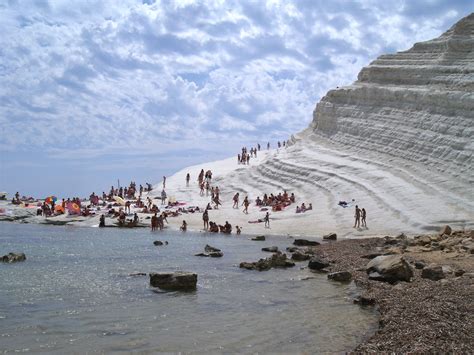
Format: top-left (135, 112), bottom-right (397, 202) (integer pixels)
top-left (151, 15), bottom-right (474, 238)
top-left (148, 133), bottom-right (473, 239)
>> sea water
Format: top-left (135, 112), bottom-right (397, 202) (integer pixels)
top-left (0, 223), bottom-right (377, 353)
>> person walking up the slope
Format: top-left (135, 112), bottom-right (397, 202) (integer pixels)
top-left (353, 205), bottom-right (361, 229)
top-left (163, 176), bottom-right (166, 189)
top-left (186, 173), bottom-right (190, 187)
top-left (361, 208), bottom-right (367, 228)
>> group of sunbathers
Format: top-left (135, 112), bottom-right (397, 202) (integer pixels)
top-left (296, 203), bottom-right (312, 213)
top-left (254, 191), bottom-right (296, 212)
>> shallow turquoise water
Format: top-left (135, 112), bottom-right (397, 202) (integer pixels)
top-left (0, 223), bottom-right (377, 353)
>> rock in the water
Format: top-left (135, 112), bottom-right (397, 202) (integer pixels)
top-left (195, 253), bottom-right (210, 257)
top-left (209, 251), bottom-right (223, 258)
top-left (1, 252), bottom-right (26, 263)
top-left (149, 272), bottom-right (197, 291)
top-left (293, 239), bottom-right (320, 246)
top-left (262, 246), bottom-right (278, 253)
top-left (308, 257), bottom-right (330, 270)
top-left (129, 272), bottom-right (147, 277)
top-left (291, 251), bottom-right (311, 261)
top-left (421, 264), bottom-right (445, 281)
top-left (204, 244), bottom-right (221, 253)
top-left (439, 225), bottom-right (452, 236)
top-left (328, 271), bottom-right (352, 282)
top-left (366, 255), bottom-right (413, 283)
top-left (239, 252), bottom-right (295, 271)
top-left (353, 295), bottom-right (376, 306)
top-left (252, 235), bottom-right (265, 241)
top-left (286, 246), bottom-right (299, 252)
top-left (153, 241), bottom-right (164, 246)
top-left (322, 233), bottom-right (337, 240)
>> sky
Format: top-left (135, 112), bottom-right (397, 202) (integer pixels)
top-left (0, 0), bottom-right (472, 198)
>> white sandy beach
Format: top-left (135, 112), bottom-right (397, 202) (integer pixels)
top-left (1, 131), bottom-right (473, 239)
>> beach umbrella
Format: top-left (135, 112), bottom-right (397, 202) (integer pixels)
top-left (67, 202), bottom-right (81, 215)
top-left (45, 196), bottom-right (57, 205)
top-left (113, 196), bottom-right (126, 206)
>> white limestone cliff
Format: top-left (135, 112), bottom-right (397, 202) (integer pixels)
top-left (306, 13), bottom-right (474, 183)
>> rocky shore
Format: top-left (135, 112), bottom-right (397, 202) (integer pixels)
top-left (309, 229), bottom-right (473, 352)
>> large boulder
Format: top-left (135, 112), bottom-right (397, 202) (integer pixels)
top-left (421, 264), bottom-right (445, 281)
top-left (366, 255), bottom-right (413, 283)
top-left (308, 257), bottom-right (330, 270)
top-left (1, 252), bottom-right (26, 263)
top-left (328, 271), bottom-right (352, 282)
top-left (439, 225), bottom-right (452, 236)
top-left (240, 252), bottom-right (295, 271)
top-left (149, 272), bottom-right (197, 291)
top-left (293, 239), bottom-right (320, 246)
top-left (323, 233), bottom-right (337, 241)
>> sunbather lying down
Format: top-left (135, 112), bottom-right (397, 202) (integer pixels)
top-left (248, 219), bottom-right (264, 224)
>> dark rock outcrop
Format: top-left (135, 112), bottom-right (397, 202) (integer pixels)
top-left (293, 239), bottom-right (320, 246)
top-left (149, 272), bottom-right (197, 291)
top-left (308, 257), bottom-right (330, 270)
top-left (421, 264), bottom-right (445, 281)
top-left (328, 271), bottom-right (352, 282)
top-left (205, 244), bottom-right (221, 253)
top-left (262, 246), bottom-right (278, 253)
top-left (323, 233), bottom-right (337, 240)
top-left (291, 251), bottom-right (311, 261)
top-left (1, 252), bottom-right (26, 263)
top-left (240, 252), bottom-right (295, 271)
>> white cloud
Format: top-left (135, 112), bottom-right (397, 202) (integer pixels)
top-left (0, 0), bottom-right (472, 195)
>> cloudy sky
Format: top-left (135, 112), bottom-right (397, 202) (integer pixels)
top-left (0, 0), bottom-right (472, 198)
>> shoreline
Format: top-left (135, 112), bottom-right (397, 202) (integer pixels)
top-left (309, 232), bottom-right (473, 352)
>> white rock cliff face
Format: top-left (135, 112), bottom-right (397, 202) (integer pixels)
top-left (309, 13), bottom-right (474, 182)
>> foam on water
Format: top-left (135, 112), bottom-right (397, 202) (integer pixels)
top-left (0, 223), bottom-right (377, 353)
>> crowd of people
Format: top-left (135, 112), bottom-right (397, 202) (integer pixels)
top-left (6, 138), bottom-right (370, 234)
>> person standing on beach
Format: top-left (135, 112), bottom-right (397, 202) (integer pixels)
top-left (186, 173), bottom-right (190, 187)
top-left (151, 213), bottom-right (158, 231)
top-left (361, 208), bottom-right (367, 228)
top-left (264, 212), bottom-right (270, 228)
top-left (242, 196), bottom-right (250, 214)
top-left (233, 193), bottom-right (240, 209)
top-left (198, 169), bottom-right (204, 186)
top-left (99, 214), bottom-right (105, 227)
top-left (203, 210), bottom-right (209, 230)
top-left (354, 205), bottom-right (361, 228)
top-left (161, 189), bottom-right (167, 205)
